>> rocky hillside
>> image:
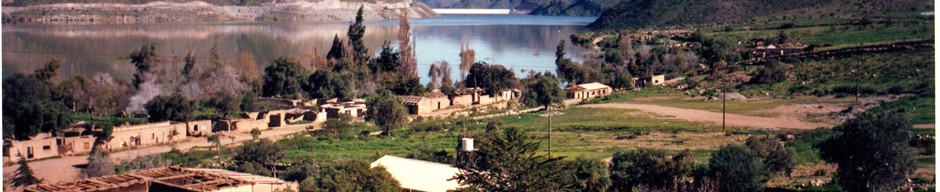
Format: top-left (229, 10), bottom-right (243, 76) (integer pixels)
top-left (1, 0), bottom-right (438, 24)
top-left (588, 0), bottom-right (933, 29)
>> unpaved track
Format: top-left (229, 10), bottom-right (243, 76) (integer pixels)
top-left (2, 123), bottom-right (320, 185)
top-left (580, 103), bottom-right (832, 129)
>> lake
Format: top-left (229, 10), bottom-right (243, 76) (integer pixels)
top-left (2, 14), bottom-right (596, 84)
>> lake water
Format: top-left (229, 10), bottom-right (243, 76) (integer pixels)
top-left (2, 14), bottom-right (596, 84)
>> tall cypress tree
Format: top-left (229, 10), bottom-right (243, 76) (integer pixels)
top-left (326, 34), bottom-right (346, 61)
top-left (10, 156), bottom-right (42, 188)
top-left (347, 5), bottom-right (368, 64)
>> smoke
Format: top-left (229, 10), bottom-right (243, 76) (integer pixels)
top-left (125, 74), bottom-right (163, 114)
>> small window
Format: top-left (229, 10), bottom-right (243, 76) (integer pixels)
top-left (152, 133), bottom-right (156, 139)
top-left (84, 142), bottom-right (90, 150)
top-left (42, 145), bottom-right (51, 150)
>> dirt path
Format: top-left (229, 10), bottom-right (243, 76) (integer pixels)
top-left (580, 103), bottom-right (832, 129)
top-left (2, 123), bottom-right (320, 185)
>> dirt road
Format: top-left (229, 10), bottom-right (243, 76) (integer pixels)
top-left (2, 123), bottom-right (320, 185)
top-left (580, 103), bottom-right (832, 129)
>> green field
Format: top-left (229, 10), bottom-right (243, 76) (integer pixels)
top-left (706, 23), bottom-right (933, 50)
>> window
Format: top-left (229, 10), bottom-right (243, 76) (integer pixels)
top-left (194, 125), bottom-right (199, 131)
top-left (152, 133), bottom-right (156, 139)
top-left (84, 142), bottom-right (90, 150)
top-left (42, 145), bottom-right (51, 150)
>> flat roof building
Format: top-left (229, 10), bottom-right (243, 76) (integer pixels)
top-left (371, 155), bottom-right (461, 192)
top-left (24, 167), bottom-right (298, 192)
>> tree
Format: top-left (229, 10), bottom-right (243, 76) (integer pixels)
top-left (563, 158), bottom-right (611, 192)
top-left (463, 62), bottom-right (518, 94)
top-left (240, 90), bottom-right (263, 112)
top-left (398, 9), bottom-right (417, 79)
top-left (10, 156), bottom-right (42, 188)
top-left (3, 73), bottom-right (72, 140)
top-left (85, 150), bottom-right (114, 178)
top-left (326, 34), bottom-right (347, 61)
top-left (250, 128), bottom-right (262, 140)
top-left (263, 57), bottom-right (308, 98)
top-left (144, 93), bottom-right (197, 122)
top-left (323, 113), bottom-right (354, 137)
top-left (610, 69), bottom-right (634, 90)
top-left (182, 52), bottom-right (196, 77)
top-left (304, 70), bottom-right (355, 100)
top-left (366, 90), bottom-right (408, 136)
top-left (818, 112), bottom-right (915, 192)
top-left (609, 149), bottom-right (694, 192)
top-left (386, 77), bottom-right (426, 96)
top-left (458, 42), bottom-right (476, 80)
top-left (233, 139), bottom-right (285, 177)
top-left (206, 91), bottom-right (241, 118)
top-left (130, 44), bottom-right (160, 88)
top-left (751, 62), bottom-right (791, 85)
top-left (304, 159), bottom-right (400, 192)
top-left (207, 133), bottom-right (223, 167)
top-left (709, 144), bottom-right (767, 192)
top-left (33, 58), bottom-right (62, 84)
top-left (455, 127), bottom-right (569, 191)
top-left (521, 72), bottom-right (564, 109)
top-left (348, 5), bottom-right (369, 64)
top-left (744, 136), bottom-right (794, 176)
top-left (60, 75), bottom-right (91, 111)
top-left (374, 41), bottom-right (402, 73)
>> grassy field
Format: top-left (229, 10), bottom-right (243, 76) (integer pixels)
top-left (706, 22), bottom-right (933, 50)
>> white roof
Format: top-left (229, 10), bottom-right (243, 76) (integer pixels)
top-left (577, 82), bottom-right (611, 90)
top-left (370, 155), bottom-right (461, 192)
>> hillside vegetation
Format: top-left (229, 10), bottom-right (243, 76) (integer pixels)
top-left (588, 0), bottom-right (932, 29)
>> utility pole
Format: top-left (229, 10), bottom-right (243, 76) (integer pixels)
top-left (722, 81), bottom-right (726, 133)
top-left (855, 62), bottom-right (860, 108)
top-left (548, 104), bottom-right (552, 157)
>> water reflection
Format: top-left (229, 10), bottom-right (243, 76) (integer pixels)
top-left (3, 15), bottom-right (595, 84)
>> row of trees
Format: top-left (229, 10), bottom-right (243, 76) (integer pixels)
top-left (456, 110), bottom-right (914, 191)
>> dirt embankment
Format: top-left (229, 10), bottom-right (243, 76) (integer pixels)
top-left (1, 0), bottom-right (439, 24)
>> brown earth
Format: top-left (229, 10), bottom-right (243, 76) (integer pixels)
top-left (580, 103), bottom-right (832, 129)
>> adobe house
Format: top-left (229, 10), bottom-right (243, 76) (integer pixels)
top-left (565, 82), bottom-right (613, 99)
top-left (632, 74), bottom-right (666, 88)
top-left (24, 167), bottom-right (298, 192)
top-left (257, 97), bottom-right (318, 108)
top-left (3, 132), bottom-right (59, 162)
top-left (105, 121), bottom-right (187, 151)
top-left (320, 99), bottom-right (368, 119)
top-left (401, 91), bottom-right (451, 116)
top-left (450, 88), bottom-right (484, 107)
top-left (185, 120), bottom-right (212, 137)
top-left (59, 128), bottom-right (97, 156)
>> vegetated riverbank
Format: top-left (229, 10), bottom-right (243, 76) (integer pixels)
top-left (1, 0), bottom-right (438, 24)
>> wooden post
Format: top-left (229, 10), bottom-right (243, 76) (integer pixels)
top-left (548, 105), bottom-right (552, 157)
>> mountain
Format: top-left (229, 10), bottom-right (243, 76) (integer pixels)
top-left (587, 0), bottom-right (933, 29)
top-left (528, 0), bottom-right (619, 16)
top-left (2, 0), bottom-right (439, 24)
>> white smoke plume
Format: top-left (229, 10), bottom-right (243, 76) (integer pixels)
top-left (125, 74), bottom-right (163, 114)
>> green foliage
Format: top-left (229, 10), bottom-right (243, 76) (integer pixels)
top-left (129, 44), bottom-right (158, 88)
top-left (366, 90), bottom-right (408, 135)
top-left (204, 91), bottom-right (241, 118)
top-left (347, 5), bottom-right (369, 64)
top-left (455, 127), bottom-right (570, 191)
top-left (529, 0), bottom-right (619, 16)
top-left (326, 34), bottom-right (346, 61)
top-left (3, 73), bottom-right (72, 140)
top-left (818, 111), bottom-right (915, 192)
top-left (250, 128), bottom-right (262, 140)
top-left (744, 136), bottom-right (795, 176)
top-left (323, 114), bottom-right (356, 139)
top-left (521, 72), bottom-right (564, 108)
top-left (405, 146), bottom-right (453, 164)
top-left (373, 41), bottom-right (402, 73)
top-left (787, 50), bottom-right (933, 96)
top-left (263, 57), bottom-right (308, 99)
top-left (709, 144), bottom-right (768, 192)
top-left (304, 70), bottom-right (356, 100)
top-left (463, 62), bottom-right (518, 94)
top-left (232, 139), bottom-right (285, 177)
top-left (240, 90), bottom-right (264, 112)
top-left (609, 149), bottom-right (694, 191)
top-left (302, 159), bottom-right (400, 192)
top-left (562, 158), bottom-right (611, 192)
top-left (385, 77), bottom-right (427, 96)
top-left (587, 0), bottom-right (930, 29)
top-left (144, 93), bottom-right (197, 122)
top-left (10, 156), bottom-right (42, 188)
top-left (751, 62), bottom-right (791, 85)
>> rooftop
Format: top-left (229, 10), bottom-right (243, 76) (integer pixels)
top-left (24, 167), bottom-right (295, 192)
top-left (371, 155), bottom-right (461, 192)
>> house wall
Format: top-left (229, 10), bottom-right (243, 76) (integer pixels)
top-left (60, 136), bottom-right (96, 156)
top-left (186, 120), bottom-right (213, 137)
top-left (478, 95), bottom-right (495, 105)
top-left (451, 95), bottom-right (473, 107)
top-left (650, 75), bottom-right (665, 85)
top-left (234, 119), bottom-right (270, 133)
top-left (106, 122), bottom-right (187, 151)
top-left (5, 133), bottom-right (59, 161)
